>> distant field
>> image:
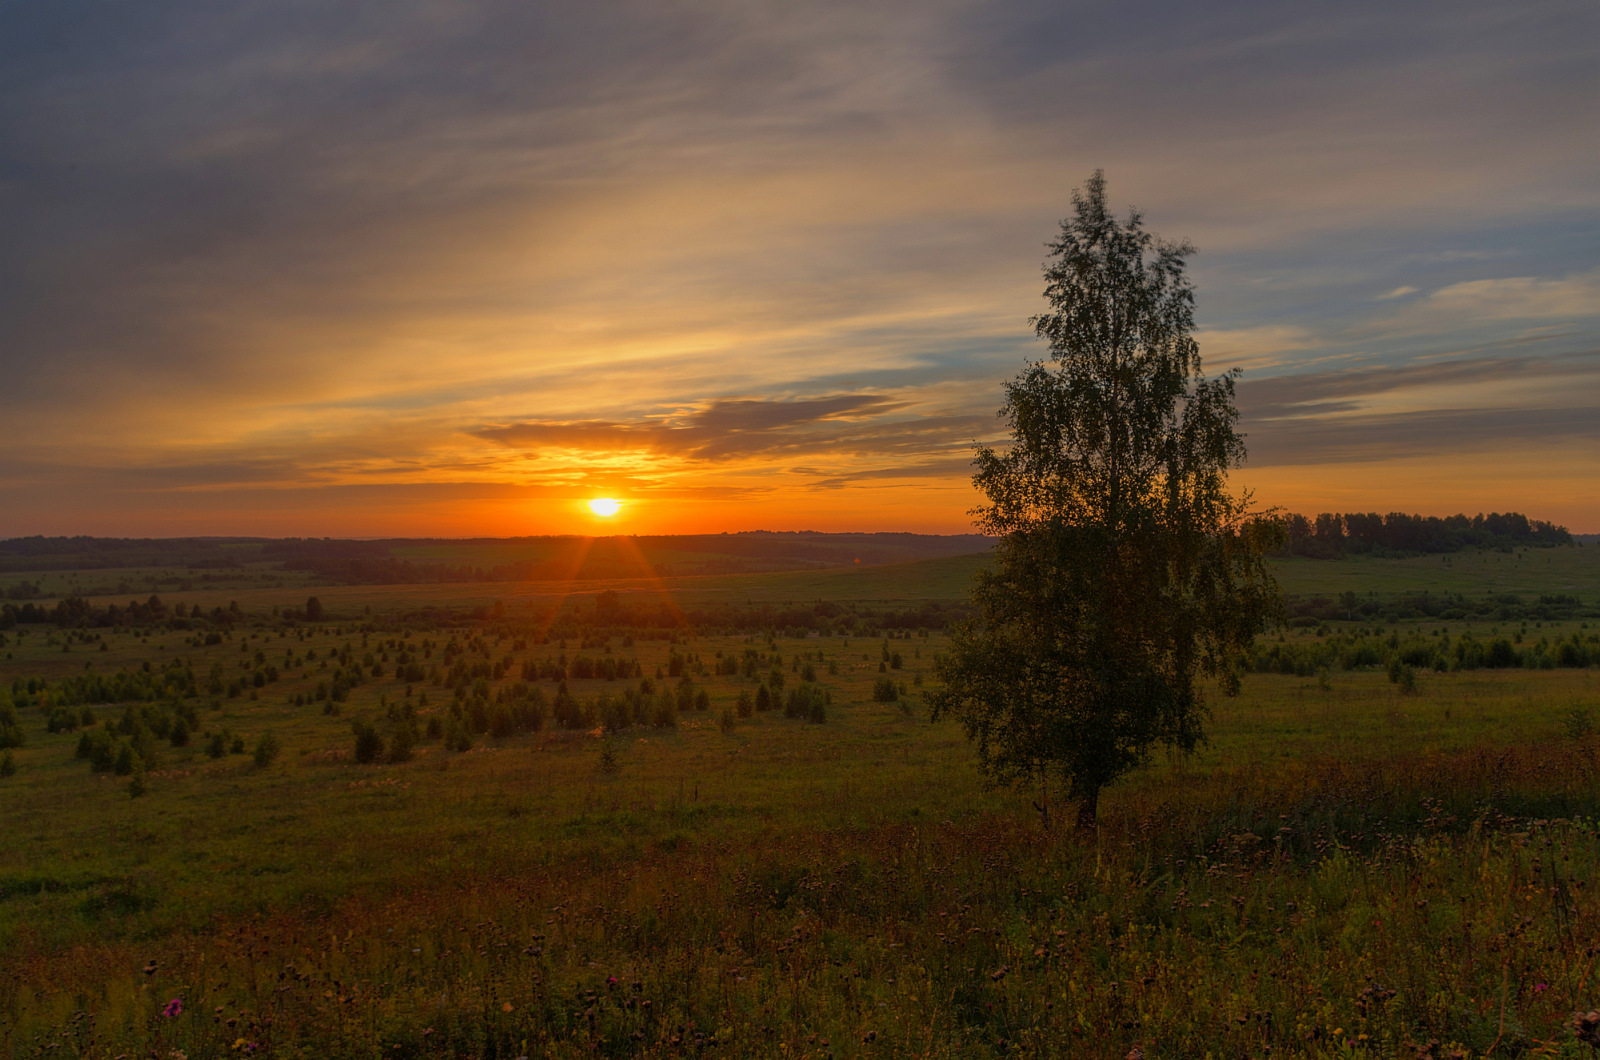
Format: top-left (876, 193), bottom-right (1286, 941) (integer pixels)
top-left (1271, 544), bottom-right (1600, 600)
top-left (1, 545), bottom-right (1598, 1057)
top-left (8, 543), bottom-right (1596, 623)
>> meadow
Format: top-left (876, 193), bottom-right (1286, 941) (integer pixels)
top-left (2, 546), bottom-right (1599, 1058)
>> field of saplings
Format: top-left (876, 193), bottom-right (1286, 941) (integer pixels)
top-left (2, 548), bottom-right (1600, 1058)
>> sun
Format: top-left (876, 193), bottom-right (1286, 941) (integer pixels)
top-left (587, 497), bottom-right (623, 517)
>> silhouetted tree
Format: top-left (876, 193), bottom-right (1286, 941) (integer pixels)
top-left (931, 171), bottom-right (1282, 833)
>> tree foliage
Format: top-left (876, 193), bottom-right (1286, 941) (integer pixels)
top-left (931, 172), bottom-right (1281, 832)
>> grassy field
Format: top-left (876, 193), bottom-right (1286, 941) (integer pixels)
top-left (2, 548), bottom-right (1599, 1057)
top-left (10, 543), bottom-right (1599, 622)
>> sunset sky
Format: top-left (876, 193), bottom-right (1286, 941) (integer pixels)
top-left (2, 0), bottom-right (1597, 537)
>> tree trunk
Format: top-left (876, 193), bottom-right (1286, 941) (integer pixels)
top-left (1074, 783), bottom-right (1100, 836)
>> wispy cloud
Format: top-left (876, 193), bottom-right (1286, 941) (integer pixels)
top-left (1, 0), bottom-right (1598, 532)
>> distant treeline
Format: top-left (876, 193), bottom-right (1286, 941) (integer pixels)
top-left (1284, 590), bottom-right (1596, 625)
top-left (1253, 627), bottom-right (1600, 677)
top-left (263, 533), bottom-right (992, 584)
top-left (1277, 511), bottom-right (1570, 558)
top-left (0, 595), bottom-right (246, 632)
top-left (0, 536), bottom-right (262, 572)
top-left (0, 588), bottom-right (964, 639)
top-left (401, 592), bottom-right (965, 640)
top-left (0, 532), bottom-right (993, 579)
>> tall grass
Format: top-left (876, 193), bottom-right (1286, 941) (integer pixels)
top-left (6, 737), bottom-right (1600, 1058)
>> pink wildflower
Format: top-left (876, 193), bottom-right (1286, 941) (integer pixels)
top-left (162, 998), bottom-right (183, 1017)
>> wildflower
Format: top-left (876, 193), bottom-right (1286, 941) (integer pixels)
top-left (1533, 982), bottom-right (1548, 992)
top-left (162, 998), bottom-right (183, 1018)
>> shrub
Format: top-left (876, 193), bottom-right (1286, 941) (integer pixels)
top-left (80, 729), bottom-right (117, 771)
top-left (736, 689), bottom-right (754, 718)
top-left (0, 705), bottom-right (25, 749)
top-left (206, 732), bottom-right (227, 759)
top-left (444, 718), bottom-right (473, 752)
top-left (352, 722), bottom-right (385, 764)
top-left (169, 718), bottom-right (190, 748)
top-left (253, 731), bottom-right (281, 768)
top-left (389, 724), bottom-right (416, 763)
top-left (785, 683), bottom-right (830, 722)
top-left (0, 750), bottom-right (14, 778)
top-left (872, 676), bottom-right (899, 702)
top-left (719, 707), bottom-right (736, 734)
top-left (127, 766), bottom-right (148, 798)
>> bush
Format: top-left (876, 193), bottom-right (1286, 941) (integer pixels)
top-left (206, 732), bottom-right (227, 759)
top-left (80, 729), bottom-right (117, 771)
top-left (169, 718), bottom-right (189, 747)
top-left (736, 689), bottom-right (753, 718)
top-left (352, 722), bottom-right (385, 764)
top-left (871, 676), bottom-right (899, 702)
top-left (0, 750), bottom-right (14, 778)
top-left (253, 731), bottom-right (281, 768)
top-left (389, 723), bottom-right (416, 763)
top-left (719, 707), bottom-right (736, 734)
top-left (444, 718), bottom-right (473, 752)
top-left (0, 707), bottom-right (25, 750)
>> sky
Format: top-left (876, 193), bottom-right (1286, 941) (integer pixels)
top-left (2, 0), bottom-right (1597, 538)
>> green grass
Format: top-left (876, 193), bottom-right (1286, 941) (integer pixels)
top-left (20, 544), bottom-right (1596, 623)
top-left (1271, 545), bottom-right (1600, 600)
top-left (2, 551), bottom-right (1600, 1057)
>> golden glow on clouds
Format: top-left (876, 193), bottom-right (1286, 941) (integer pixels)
top-left (1, 3), bottom-right (1597, 535)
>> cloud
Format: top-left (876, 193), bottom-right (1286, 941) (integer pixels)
top-left (1360, 270), bottom-right (1600, 337)
top-left (1, 0), bottom-right (1599, 533)
top-left (1376, 286), bottom-right (1418, 300)
top-left (1193, 325), bottom-right (1320, 373)
top-left (475, 394), bottom-right (919, 460)
top-left (1237, 349), bottom-right (1600, 415)
top-left (810, 458), bottom-right (981, 489)
top-left (1245, 405), bottom-right (1600, 467)
top-left (1237, 350), bottom-right (1600, 465)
